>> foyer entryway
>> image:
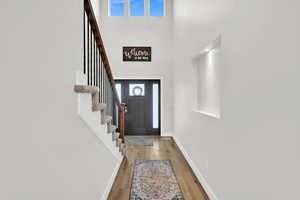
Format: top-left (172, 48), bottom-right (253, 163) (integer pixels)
top-left (115, 80), bottom-right (161, 136)
top-left (108, 137), bottom-right (209, 200)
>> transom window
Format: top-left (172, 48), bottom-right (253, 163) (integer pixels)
top-left (110, 0), bottom-right (126, 16)
top-left (110, 0), bottom-right (165, 17)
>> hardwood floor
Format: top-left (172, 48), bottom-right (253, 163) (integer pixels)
top-left (108, 136), bottom-right (209, 200)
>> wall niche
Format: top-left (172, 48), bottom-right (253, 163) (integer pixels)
top-left (193, 36), bottom-right (221, 119)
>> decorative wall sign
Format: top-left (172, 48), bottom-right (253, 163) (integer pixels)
top-left (123, 47), bottom-right (152, 62)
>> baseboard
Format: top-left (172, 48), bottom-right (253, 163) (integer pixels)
top-left (101, 158), bottom-right (123, 200)
top-left (173, 137), bottom-right (219, 200)
top-left (161, 131), bottom-right (173, 137)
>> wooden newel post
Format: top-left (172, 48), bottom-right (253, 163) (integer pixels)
top-left (119, 103), bottom-right (126, 143)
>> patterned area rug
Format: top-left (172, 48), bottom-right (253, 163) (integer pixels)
top-left (125, 137), bottom-right (154, 146)
top-left (130, 160), bottom-right (185, 200)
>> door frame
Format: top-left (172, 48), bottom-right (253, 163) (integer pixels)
top-left (115, 76), bottom-right (164, 136)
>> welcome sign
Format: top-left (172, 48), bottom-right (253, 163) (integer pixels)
top-left (123, 47), bottom-right (152, 62)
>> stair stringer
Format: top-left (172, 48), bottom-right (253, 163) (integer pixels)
top-left (75, 71), bottom-right (122, 161)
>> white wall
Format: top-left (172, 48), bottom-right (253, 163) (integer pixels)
top-left (0, 1), bottom-right (118, 199)
top-left (173, 0), bottom-right (300, 199)
top-left (98, 0), bottom-right (174, 135)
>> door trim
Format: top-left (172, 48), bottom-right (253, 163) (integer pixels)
top-left (115, 76), bottom-right (164, 136)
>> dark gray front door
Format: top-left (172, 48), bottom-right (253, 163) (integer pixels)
top-left (115, 80), bottom-right (161, 136)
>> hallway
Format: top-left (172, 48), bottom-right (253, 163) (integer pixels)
top-left (108, 137), bottom-right (209, 200)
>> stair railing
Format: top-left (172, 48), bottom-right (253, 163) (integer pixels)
top-left (83, 0), bottom-right (125, 143)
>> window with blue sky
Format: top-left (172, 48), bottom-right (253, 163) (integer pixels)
top-left (130, 0), bottom-right (144, 16)
top-left (150, 0), bottom-right (164, 16)
top-left (111, 0), bottom-right (125, 16)
top-left (110, 0), bottom-right (164, 17)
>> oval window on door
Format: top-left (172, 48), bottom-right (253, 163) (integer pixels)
top-left (129, 84), bottom-right (145, 96)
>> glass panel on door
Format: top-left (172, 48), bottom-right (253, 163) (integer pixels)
top-left (153, 83), bottom-right (159, 129)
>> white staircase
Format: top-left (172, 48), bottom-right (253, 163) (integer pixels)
top-left (74, 71), bottom-right (126, 160)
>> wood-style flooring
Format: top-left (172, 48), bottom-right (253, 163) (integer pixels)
top-left (108, 136), bottom-right (209, 200)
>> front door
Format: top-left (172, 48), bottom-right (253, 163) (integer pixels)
top-left (115, 80), bottom-right (161, 136)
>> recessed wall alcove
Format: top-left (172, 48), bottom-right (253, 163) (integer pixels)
top-left (192, 36), bottom-right (221, 119)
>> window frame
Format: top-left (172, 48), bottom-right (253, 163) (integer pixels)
top-left (109, 0), bottom-right (165, 17)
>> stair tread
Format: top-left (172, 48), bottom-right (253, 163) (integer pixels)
top-left (104, 115), bottom-right (112, 120)
top-left (112, 132), bottom-right (120, 141)
top-left (110, 125), bottom-right (117, 131)
top-left (92, 103), bottom-right (106, 111)
top-left (119, 143), bottom-right (125, 152)
top-left (116, 138), bottom-right (122, 147)
top-left (104, 116), bottom-right (112, 123)
top-left (121, 144), bottom-right (126, 155)
top-left (101, 115), bottom-right (112, 125)
top-left (122, 147), bottom-right (126, 156)
top-left (74, 85), bottom-right (98, 94)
